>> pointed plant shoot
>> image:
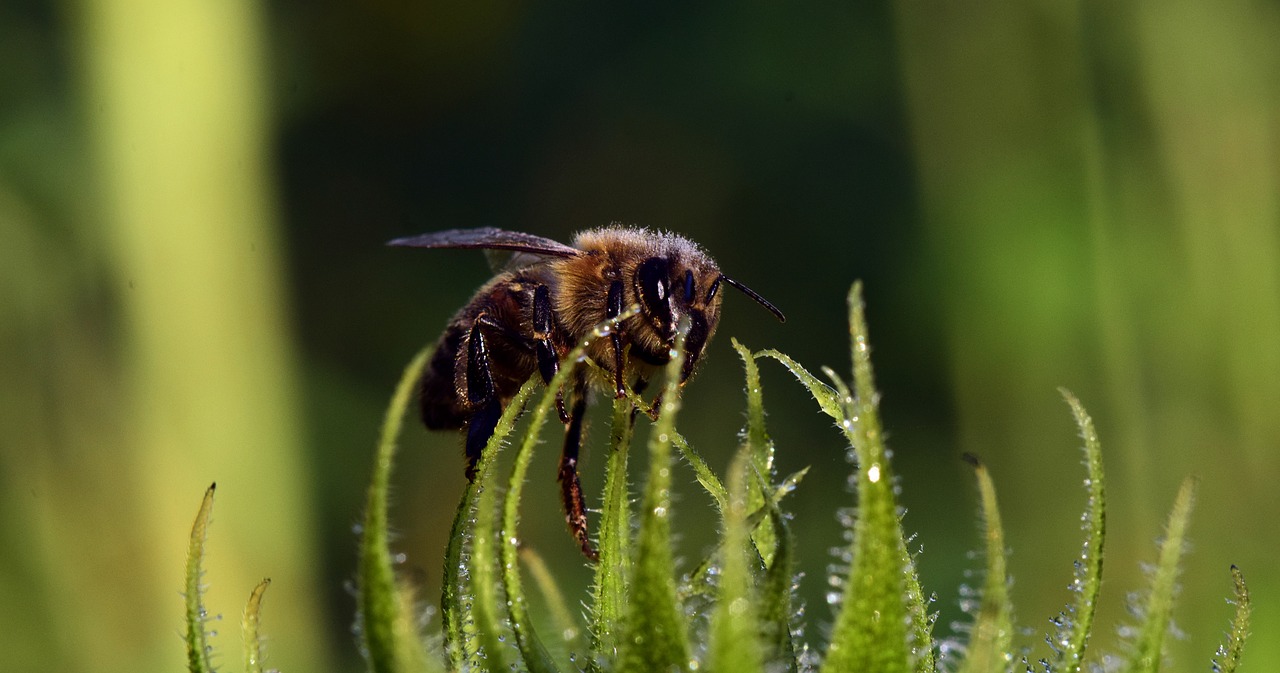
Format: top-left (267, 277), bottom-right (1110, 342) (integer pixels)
top-left (1212, 565), bottom-right (1251, 673)
top-left (171, 279), bottom-right (1254, 673)
top-left (1052, 390), bottom-right (1107, 673)
top-left (243, 578), bottom-right (272, 673)
top-left (957, 454), bottom-right (1014, 673)
top-left (820, 282), bottom-right (933, 673)
top-left (733, 337), bottom-right (780, 565)
top-left (185, 483), bottom-right (217, 673)
top-left (617, 323), bottom-right (692, 673)
top-left (1123, 476), bottom-right (1198, 673)
top-left (708, 450), bottom-right (766, 673)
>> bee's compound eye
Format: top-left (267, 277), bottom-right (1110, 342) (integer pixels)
top-left (705, 275), bottom-right (722, 303)
top-left (637, 257), bottom-right (672, 323)
top-left (683, 269), bottom-right (695, 303)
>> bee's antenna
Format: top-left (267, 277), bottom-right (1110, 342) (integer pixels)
top-left (721, 275), bottom-right (786, 323)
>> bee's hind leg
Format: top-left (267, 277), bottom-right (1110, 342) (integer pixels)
top-left (464, 320), bottom-right (502, 481)
top-left (531, 284), bottom-right (570, 424)
top-left (558, 375), bottom-right (598, 561)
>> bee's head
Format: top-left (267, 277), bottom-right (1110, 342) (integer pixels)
top-left (610, 232), bottom-right (784, 383)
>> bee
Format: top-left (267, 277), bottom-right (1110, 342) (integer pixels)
top-left (389, 226), bottom-right (784, 559)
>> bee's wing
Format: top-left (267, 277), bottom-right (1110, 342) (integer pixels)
top-left (388, 228), bottom-right (582, 258)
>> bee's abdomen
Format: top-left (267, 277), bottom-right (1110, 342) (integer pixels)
top-left (420, 325), bottom-right (470, 429)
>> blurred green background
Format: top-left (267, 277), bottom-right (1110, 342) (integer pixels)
top-left (3, 1), bottom-right (1277, 671)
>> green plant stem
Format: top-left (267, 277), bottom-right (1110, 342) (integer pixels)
top-left (590, 395), bottom-right (637, 662)
top-left (469, 378), bottom-right (540, 672)
top-left (359, 347), bottom-right (433, 673)
top-left (521, 546), bottom-right (584, 658)
top-left (1055, 390), bottom-right (1107, 673)
top-left (707, 450), bottom-right (765, 673)
top-left (957, 455), bottom-right (1013, 673)
top-left (1124, 477), bottom-right (1198, 673)
top-left (185, 483), bottom-right (217, 673)
top-left (618, 324), bottom-right (691, 673)
top-left (501, 357), bottom-right (589, 673)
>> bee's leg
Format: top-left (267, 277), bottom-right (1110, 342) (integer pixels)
top-left (629, 377), bottom-right (661, 422)
top-left (606, 280), bottom-right (626, 398)
top-left (630, 377), bottom-right (648, 423)
top-left (464, 319), bottom-right (501, 481)
top-left (531, 284), bottom-right (570, 423)
top-left (645, 392), bottom-right (663, 421)
top-left (558, 377), bottom-right (598, 561)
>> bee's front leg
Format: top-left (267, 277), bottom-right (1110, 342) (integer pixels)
top-left (558, 375), bottom-right (598, 561)
top-left (606, 280), bottom-right (626, 398)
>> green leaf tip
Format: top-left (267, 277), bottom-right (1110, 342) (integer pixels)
top-left (1123, 475), bottom-right (1198, 673)
top-left (956, 457), bottom-right (1014, 673)
top-left (1212, 565), bottom-right (1251, 673)
top-left (733, 337), bottom-right (782, 565)
top-left (821, 281), bottom-right (933, 673)
top-left (755, 349), bottom-right (843, 421)
top-left (243, 578), bottom-right (271, 673)
top-left (185, 483), bottom-right (217, 673)
top-left (732, 337), bottom-right (776, 474)
top-left (1051, 389), bottom-right (1107, 673)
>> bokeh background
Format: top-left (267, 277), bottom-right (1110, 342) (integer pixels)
top-left (3, 1), bottom-right (1277, 671)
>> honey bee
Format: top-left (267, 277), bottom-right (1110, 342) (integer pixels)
top-left (389, 226), bottom-right (784, 558)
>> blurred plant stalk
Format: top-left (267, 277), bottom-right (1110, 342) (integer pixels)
top-left (75, 0), bottom-right (330, 670)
